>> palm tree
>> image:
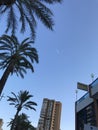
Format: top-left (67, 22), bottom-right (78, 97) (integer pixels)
top-left (0, 34), bottom-right (39, 96)
top-left (7, 90), bottom-right (37, 130)
top-left (0, 0), bottom-right (62, 39)
top-left (8, 113), bottom-right (36, 130)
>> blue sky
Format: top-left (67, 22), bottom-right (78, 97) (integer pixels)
top-left (1, 0), bottom-right (98, 130)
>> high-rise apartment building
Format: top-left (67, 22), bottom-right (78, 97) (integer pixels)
top-left (75, 78), bottom-right (98, 130)
top-left (37, 98), bottom-right (62, 130)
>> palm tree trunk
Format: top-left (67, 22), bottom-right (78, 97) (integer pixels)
top-left (10, 107), bottom-right (21, 130)
top-left (0, 63), bottom-right (13, 96)
top-left (0, 0), bottom-right (15, 5)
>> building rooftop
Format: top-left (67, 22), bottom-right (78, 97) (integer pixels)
top-left (77, 78), bottom-right (98, 105)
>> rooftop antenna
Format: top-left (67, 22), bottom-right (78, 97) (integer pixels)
top-left (91, 73), bottom-right (94, 82)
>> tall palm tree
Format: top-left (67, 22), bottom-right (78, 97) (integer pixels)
top-left (0, 34), bottom-right (39, 96)
top-left (8, 113), bottom-right (36, 130)
top-left (0, 0), bottom-right (62, 39)
top-left (7, 90), bottom-right (37, 130)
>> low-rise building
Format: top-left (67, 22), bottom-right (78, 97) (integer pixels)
top-left (75, 78), bottom-right (98, 130)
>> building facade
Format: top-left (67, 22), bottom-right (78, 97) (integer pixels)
top-left (37, 98), bottom-right (62, 130)
top-left (75, 78), bottom-right (98, 130)
top-left (0, 119), bottom-right (3, 130)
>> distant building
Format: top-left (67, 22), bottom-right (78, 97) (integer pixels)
top-left (37, 98), bottom-right (62, 130)
top-left (75, 78), bottom-right (98, 130)
top-left (0, 119), bottom-right (3, 130)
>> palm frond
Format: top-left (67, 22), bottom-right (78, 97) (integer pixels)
top-left (5, 6), bottom-right (17, 34)
top-left (30, 0), bottom-right (54, 30)
top-left (7, 92), bottom-right (19, 106)
top-left (0, 6), bottom-right (9, 13)
top-left (0, 35), bottom-right (38, 78)
top-left (21, 37), bottom-right (30, 44)
top-left (22, 1), bottom-right (37, 27)
top-left (23, 101), bottom-right (37, 110)
top-left (0, 0), bottom-right (62, 37)
top-left (15, 1), bottom-right (26, 33)
top-left (25, 15), bottom-right (36, 40)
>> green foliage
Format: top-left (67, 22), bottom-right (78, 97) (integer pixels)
top-left (0, 34), bottom-right (39, 78)
top-left (8, 113), bottom-right (35, 130)
top-left (0, 0), bottom-right (62, 39)
top-left (7, 90), bottom-right (37, 111)
top-left (8, 113), bottom-right (36, 130)
top-left (7, 90), bottom-right (37, 130)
